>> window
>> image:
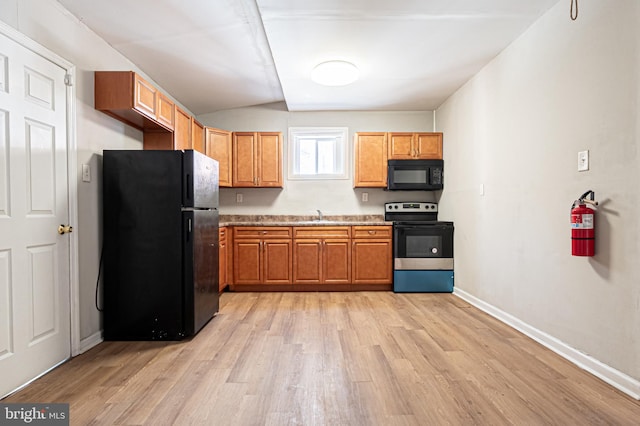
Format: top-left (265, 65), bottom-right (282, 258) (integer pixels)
top-left (288, 127), bottom-right (349, 180)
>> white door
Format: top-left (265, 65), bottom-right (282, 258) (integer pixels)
top-left (0, 30), bottom-right (71, 397)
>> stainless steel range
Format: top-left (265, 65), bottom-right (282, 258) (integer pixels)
top-left (385, 202), bottom-right (454, 292)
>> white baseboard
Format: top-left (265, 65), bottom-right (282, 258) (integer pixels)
top-left (78, 331), bottom-right (103, 355)
top-left (454, 288), bottom-right (640, 400)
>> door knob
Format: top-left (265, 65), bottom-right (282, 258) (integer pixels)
top-left (58, 224), bottom-right (73, 235)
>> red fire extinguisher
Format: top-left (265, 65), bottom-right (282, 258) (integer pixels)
top-left (571, 190), bottom-right (598, 256)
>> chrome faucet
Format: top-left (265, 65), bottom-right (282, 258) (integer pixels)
top-left (316, 209), bottom-right (323, 221)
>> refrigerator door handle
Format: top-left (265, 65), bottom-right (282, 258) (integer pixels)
top-left (185, 173), bottom-right (192, 203)
top-left (185, 218), bottom-right (192, 243)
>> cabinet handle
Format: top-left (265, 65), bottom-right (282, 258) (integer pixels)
top-left (261, 230), bottom-right (267, 235)
top-left (368, 230), bottom-right (376, 235)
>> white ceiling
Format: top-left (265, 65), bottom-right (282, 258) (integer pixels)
top-left (57, 0), bottom-right (560, 115)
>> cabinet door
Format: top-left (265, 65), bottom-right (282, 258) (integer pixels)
top-left (219, 227), bottom-right (227, 292)
top-left (387, 133), bottom-right (414, 159)
top-left (352, 239), bottom-right (392, 284)
top-left (233, 239), bottom-right (262, 284)
top-left (293, 239), bottom-right (323, 283)
top-left (323, 240), bottom-right (351, 284)
top-left (263, 240), bottom-right (292, 284)
top-left (133, 73), bottom-right (157, 119)
top-left (354, 132), bottom-right (387, 188)
top-left (95, 71), bottom-right (173, 132)
top-left (233, 132), bottom-right (257, 187)
top-left (257, 132), bottom-right (283, 187)
top-left (191, 119), bottom-right (205, 154)
top-left (156, 92), bottom-right (175, 130)
top-left (415, 133), bottom-right (443, 159)
top-left (205, 127), bottom-right (232, 187)
top-left (174, 106), bottom-right (192, 150)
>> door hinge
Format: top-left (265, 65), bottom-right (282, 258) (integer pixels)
top-left (64, 74), bottom-right (73, 86)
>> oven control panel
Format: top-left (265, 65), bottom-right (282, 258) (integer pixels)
top-left (385, 202), bottom-right (438, 212)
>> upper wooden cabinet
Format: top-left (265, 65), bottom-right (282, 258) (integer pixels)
top-left (95, 70), bottom-right (214, 157)
top-left (388, 132), bottom-right (442, 160)
top-left (95, 71), bottom-right (174, 132)
top-left (205, 127), bottom-right (232, 187)
top-left (174, 106), bottom-right (192, 150)
top-left (233, 132), bottom-right (283, 188)
top-left (354, 132), bottom-right (388, 188)
top-left (191, 119), bottom-right (205, 154)
top-left (156, 92), bottom-right (175, 130)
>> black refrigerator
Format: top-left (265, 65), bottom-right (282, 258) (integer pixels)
top-left (103, 149), bottom-right (219, 340)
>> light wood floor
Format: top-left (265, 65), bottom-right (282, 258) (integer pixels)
top-left (4, 292), bottom-right (640, 425)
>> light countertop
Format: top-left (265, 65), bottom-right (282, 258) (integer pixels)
top-left (219, 214), bottom-right (391, 227)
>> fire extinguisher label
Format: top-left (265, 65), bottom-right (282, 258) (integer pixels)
top-left (571, 214), bottom-right (594, 229)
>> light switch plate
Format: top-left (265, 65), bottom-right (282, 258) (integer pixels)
top-left (578, 150), bottom-right (589, 172)
top-left (236, 193), bottom-right (243, 203)
top-left (82, 164), bottom-right (91, 182)
top-left (362, 192), bottom-right (368, 202)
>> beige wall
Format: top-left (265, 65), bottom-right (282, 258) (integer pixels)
top-left (436, 0), bottom-right (640, 387)
top-left (198, 105), bottom-right (437, 215)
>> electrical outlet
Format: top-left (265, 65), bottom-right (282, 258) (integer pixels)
top-left (479, 183), bottom-right (485, 196)
top-left (236, 193), bottom-right (243, 203)
top-left (362, 192), bottom-right (368, 202)
top-left (578, 150), bottom-right (589, 172)
top-left (82, 164), bottom-right (91, 182)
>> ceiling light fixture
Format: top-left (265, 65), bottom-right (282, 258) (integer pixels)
top-left (311, 60), bottom-right (359, 86)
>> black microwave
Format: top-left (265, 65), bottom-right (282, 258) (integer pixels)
top-left (387, 159), bottom-right (444, 191)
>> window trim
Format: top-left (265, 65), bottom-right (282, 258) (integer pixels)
top-left (287, 127), bottom-right (349, 180)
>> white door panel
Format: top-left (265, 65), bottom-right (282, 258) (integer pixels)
top-left (0, 30), bottom-right (71, 398)
top-left (0, 108), bottom-right (8, 216)
top-left (0, 249), bottom-right (11, 360)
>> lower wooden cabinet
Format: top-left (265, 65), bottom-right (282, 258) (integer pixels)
top-left (352, 226), bottom-right (393, 284)
top-left (233, 227), bottom-right (292, 285)
top-left (219, 227), bottom-right (227, 293)
top-left (293, 227), bottom-right (351, 284)
top-left (230, 225), bottom-right (392, 289)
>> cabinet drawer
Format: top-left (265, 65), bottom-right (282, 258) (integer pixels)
top-left (293, 226), bottom-right (351, 239)
top-left (234, 227), bottom-right (292, 238)
top-left (352, 226), bottom-right (392, 239)
top-left (219, 227), bottom-right (227, 242)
